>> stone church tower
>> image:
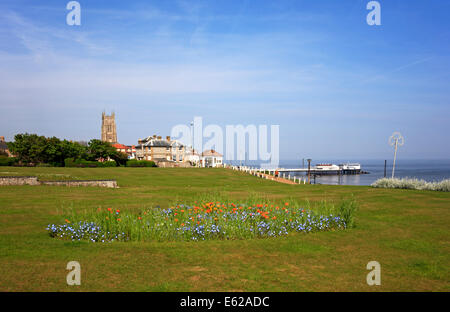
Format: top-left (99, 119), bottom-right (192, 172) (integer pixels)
top-left (101, 112), bottom-right (117, 144)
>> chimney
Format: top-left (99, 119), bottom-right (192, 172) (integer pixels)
top-left (166, 136), bottom-right (171, 142)
top-left (153, 134), bottom-right (157, 138)
top-left (0, 136), bottom-right (4, 142)
top-left (157, 136), bottom-right (162, 140)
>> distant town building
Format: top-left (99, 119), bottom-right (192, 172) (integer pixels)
top-left (112, 143), bottom-right (136, 159)
top-left (185, 147), bottom-right (201, 166)
top-left (136, 135), bottom-right (186, 164)
top-left (0, 136), bottom-right (11, 157)
top-left (101, 112), bottom-right (117, 144)
top-left (201, 149), bottom-right (223, 167)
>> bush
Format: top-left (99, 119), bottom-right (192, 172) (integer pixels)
top-left (126, 160), bottom-right (156, 167)
top-left (0, 156), bottom-right (17, 166)
top-left (371, 177), bottom-right (450, 192)
top-left (64, 158), bottom-right (117, 168)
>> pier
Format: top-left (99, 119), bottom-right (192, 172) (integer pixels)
top-left (229, 166), bottom-right (368, 176)
top-left (226, 163), bottom-right (369, 185)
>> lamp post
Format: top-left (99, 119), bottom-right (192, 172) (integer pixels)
top-left (307, 158), bottom-right (312, 184)
top-left (190, 121), bottom-right (194, 155)
top-left (389, 132), bottom-right (404, 178)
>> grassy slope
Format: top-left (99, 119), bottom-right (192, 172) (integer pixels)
top-left (0, 167), bottom-right (448, 291)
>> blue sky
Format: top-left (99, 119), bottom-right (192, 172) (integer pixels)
top-left (0, 0), bottom-right (449, 160)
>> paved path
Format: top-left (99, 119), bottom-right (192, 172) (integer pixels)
top-left (257, 173), bottom-right (298, 185)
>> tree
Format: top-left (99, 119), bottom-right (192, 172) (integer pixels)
top-left (8, 133), bottom-right (47, 164)
top-left (110, 151), bottom-right (128, 166)
top-left (85, 139), bottom-right (117, 161)
top-left (8, 133), bottom-right (88, 166)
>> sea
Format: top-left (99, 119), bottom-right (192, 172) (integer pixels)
top-left (241, 159), bottom-right (450, 186)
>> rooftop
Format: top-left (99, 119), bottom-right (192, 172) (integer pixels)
top-left (202, 149), bottom-right (222, 157)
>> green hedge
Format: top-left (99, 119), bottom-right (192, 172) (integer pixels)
top-left (126, 159), bottom-right (157, 167)
top-left (64, 158), bottom-right (117, 168)
top-left (0, 156), bottom-right (17, 166)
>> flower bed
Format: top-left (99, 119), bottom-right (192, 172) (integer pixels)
top-left (47, 199), bottom-right (356, 243)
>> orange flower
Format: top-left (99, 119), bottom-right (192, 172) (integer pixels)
top-left (272, 216), bottom-right (277, 220)
top-left (117, 218), bottom-right (121, 222)
top-left (285, 202), bottom-right (289, 206)
top-left (138, 217), bottom-right (142, 220)
top-left (175, 218), bottom-right (178, 222)
top-left (174, 212), bottom-right (178, 216)
top-left (181, 210), bottom-right (185, 213)
top-left (65, 219), bottom-right (70, 223)
top-left (107, 208), bottom-right (112, 212)
top-left (197, 221), bottom-right (201, 225)
top-left (181, 223), bottom-right (185, 226)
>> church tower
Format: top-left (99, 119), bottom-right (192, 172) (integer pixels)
top-left (101, 112), bottom-right (117, 144)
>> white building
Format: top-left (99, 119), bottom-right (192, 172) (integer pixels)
top-left (201, 149), bottom-right (223, 168)
top-left (184, 147), bottom-right (201, 166)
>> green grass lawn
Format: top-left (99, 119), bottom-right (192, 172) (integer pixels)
top-left (0, 167), bottom-right (449, 291)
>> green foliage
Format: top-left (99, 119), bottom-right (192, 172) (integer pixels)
top-left (126, 159), bottom-right (157, 167)
top-left (111, 151), bottom-right (129, 166)
top-left (337, 195), bottom-right (358, 228)
top-left (85, 139), bottom-right (117, 161)
top-left (0, 156), bottom-right (17, 166)
top-left (8, 133), bottom-right (125, 167)
top-left (8, 133), bottom-right (87, 166)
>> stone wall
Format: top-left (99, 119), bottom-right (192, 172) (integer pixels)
top-left (0, 176), bottom-right (117, 188)
top-left (41, 180), bottom-right (118, 188)
top-left (0, 176), bottom-right (40, 186)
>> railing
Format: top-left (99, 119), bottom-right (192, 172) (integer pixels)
top-left (225, 165), bottom-right (308, 184)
